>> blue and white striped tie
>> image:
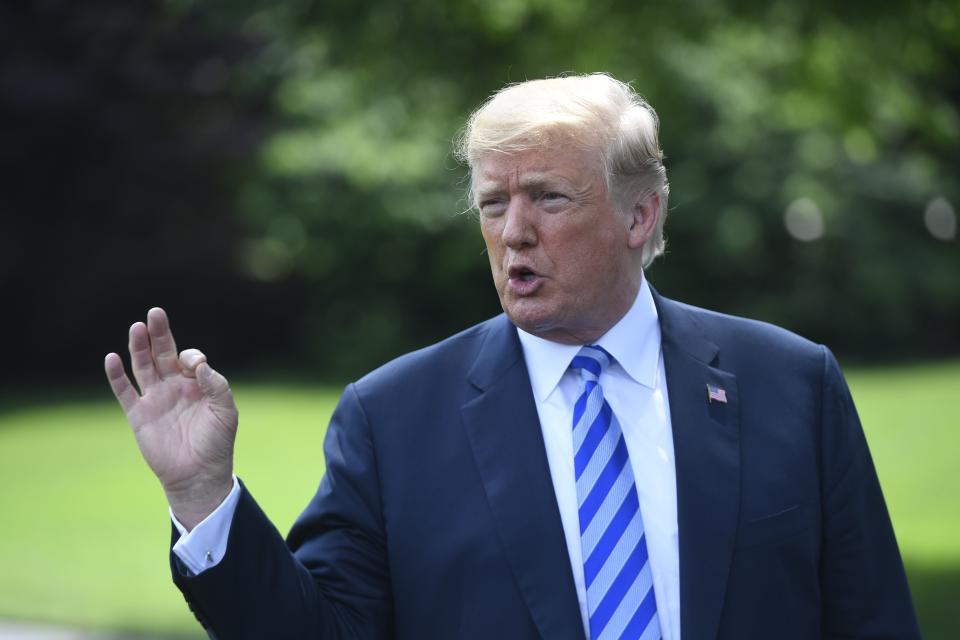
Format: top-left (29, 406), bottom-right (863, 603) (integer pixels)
top-left (571, 345), bottom-right (661, 640)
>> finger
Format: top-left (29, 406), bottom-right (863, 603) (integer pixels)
top-left (104, 352), bottom-right (140, 414)
top-left (196, 362), bottom-right (231, 402)
top-left (178, 348), bottom-right (207, 378)
top-left (196, 363), bottom-right (237, 428)
top-left (147, 307), bottom-right (180, 379)
top-left (129, 322), bottom-right (160, 392)
top-left (196, 362), bottom-right (237, 419)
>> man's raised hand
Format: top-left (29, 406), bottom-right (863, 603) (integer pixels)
top-left (105, 307), bottom-right (238, 530)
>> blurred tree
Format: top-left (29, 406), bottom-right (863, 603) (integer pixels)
top-left (238, 0), bottom-right (960, 371)
top-left (0, 0), bottom-right (280, 383)
top-left (3, 0), bottom-right (958, 385)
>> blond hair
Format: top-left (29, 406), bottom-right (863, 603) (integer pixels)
top-left (455, 73), bottom-right (670, 268)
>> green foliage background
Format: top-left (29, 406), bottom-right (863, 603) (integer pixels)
top-left (236, 0), bottom-right (960, 370)
top-left (2, 1), bottom-right (958, 381)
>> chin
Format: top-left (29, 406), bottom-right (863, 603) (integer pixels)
top-left (504, 305), bottom-right (561, 337)
top-left (505, 310), bottom-right (543, 332)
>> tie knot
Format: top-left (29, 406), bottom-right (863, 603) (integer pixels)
top-left (569, 344), bottom-right (613, 381)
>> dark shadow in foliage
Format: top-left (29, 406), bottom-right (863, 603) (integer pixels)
top-left (0, 1), bottom-right (276, 388)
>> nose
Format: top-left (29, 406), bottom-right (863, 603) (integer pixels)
top-left (501, 199), bottom-right (538, 249)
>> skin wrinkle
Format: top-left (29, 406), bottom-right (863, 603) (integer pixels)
top-left (475, 164), bottom-right (602, 206)
top-left (476, 145), bottom-right (657, 345)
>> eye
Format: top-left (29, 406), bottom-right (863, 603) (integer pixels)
top-left (479, 199), bottom-right (507, 217)
top-left (537, 191), bottom-right (570, 208)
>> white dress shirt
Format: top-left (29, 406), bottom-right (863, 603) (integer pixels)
top-left (173, 278), bottom-right (679, 639)
top-left (171, 475), bottom-right (240, 573)
top-left (516, 277), bottom-right (679, 640)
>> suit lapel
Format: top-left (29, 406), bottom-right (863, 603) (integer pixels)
top-left (461, 316), bottom-right (586, 640)
top-left (653, 288), bottom-right (741, 640)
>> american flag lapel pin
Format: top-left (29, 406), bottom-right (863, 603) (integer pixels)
top-left (706, 383), bottom-right (727, 404)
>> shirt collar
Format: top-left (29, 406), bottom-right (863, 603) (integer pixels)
top-left (517, 276), bottom-right (662, 402)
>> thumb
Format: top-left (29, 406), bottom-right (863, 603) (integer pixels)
top-left (196, 362), bottom-right (233, 408)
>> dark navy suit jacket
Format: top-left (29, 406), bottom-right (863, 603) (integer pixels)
top-left (172, 290), bottom-right (920, 639)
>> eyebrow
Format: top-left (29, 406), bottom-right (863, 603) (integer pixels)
top-left (474, 174), bottom-right (575, 200)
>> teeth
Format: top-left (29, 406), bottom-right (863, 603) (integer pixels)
top-left (518, 272), bottom-right (534, 282)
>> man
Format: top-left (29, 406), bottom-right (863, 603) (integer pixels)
top-left (105, 73), bottom-right (920, 639)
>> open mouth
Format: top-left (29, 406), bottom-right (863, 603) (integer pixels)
top-left (508, 266), bottom-right (538, 282)
top-left (506, 265), bottom-right (543, 294)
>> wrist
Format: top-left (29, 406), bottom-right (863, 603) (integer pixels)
top-left (165, 472), bottom-right (234, 531)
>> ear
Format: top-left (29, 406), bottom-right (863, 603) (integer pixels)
top-left (626, 192), bottom-right (660, 250)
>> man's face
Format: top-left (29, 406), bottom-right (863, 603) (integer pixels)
top-left (475, 145), bottom-right (648, 345)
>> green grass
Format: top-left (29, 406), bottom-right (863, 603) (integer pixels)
top-left (0, 385), bottom-right (337, 637)
top-left (0, 363), bottom-right (957, 637)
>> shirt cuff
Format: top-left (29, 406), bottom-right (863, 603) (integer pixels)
top-left (170, 475), bottom-right (241, 575)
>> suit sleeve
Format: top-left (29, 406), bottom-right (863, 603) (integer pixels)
top-left (170, 382), bottom-right (393, 639)
top-left (817, 347), bottom-right (921, 639)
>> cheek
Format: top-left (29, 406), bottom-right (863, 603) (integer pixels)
top-left (549, 231), bottom-right (623, 284)
top-left (480, 224), bottom-right (504, 264)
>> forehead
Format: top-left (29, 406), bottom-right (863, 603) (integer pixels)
top-left (472, 146), bottom-right (604, 194)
